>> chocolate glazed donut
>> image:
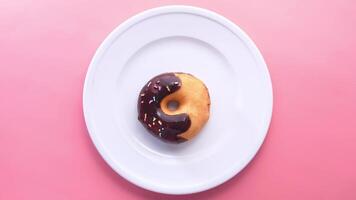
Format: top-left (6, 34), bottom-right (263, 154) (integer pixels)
top-left (137, 72), bottom-right (210, 143)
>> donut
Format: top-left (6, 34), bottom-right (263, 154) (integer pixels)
top-left (137, 72), bottom-right (210, 143)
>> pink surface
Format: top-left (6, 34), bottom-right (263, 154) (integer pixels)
top-left (1, 0), bottom-right (356, 199)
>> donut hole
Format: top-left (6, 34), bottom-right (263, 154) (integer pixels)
top-left (167, 100), bottom-right (179, 111)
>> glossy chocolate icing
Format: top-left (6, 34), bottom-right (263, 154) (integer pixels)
top-left (137, 73), bottom-right (191, 143)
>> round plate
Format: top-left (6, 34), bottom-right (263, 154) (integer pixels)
top-left (83, 6), bottom-right (273, 195)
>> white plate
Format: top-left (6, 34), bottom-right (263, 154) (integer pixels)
top-left (83, 5), bottom-right (273, 195)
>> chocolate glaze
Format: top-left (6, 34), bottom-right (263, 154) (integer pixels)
top-left (137, 73), bottom-right (191, 143)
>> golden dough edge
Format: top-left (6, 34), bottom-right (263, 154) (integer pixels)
top-left (160, 73), bottom-right (210, 140)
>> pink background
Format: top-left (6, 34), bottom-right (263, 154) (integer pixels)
top-left (1, 0), bottom-right (356, 199)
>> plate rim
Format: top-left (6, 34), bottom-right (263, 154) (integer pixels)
top-left (83, 5), bottom-right (273, 195)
